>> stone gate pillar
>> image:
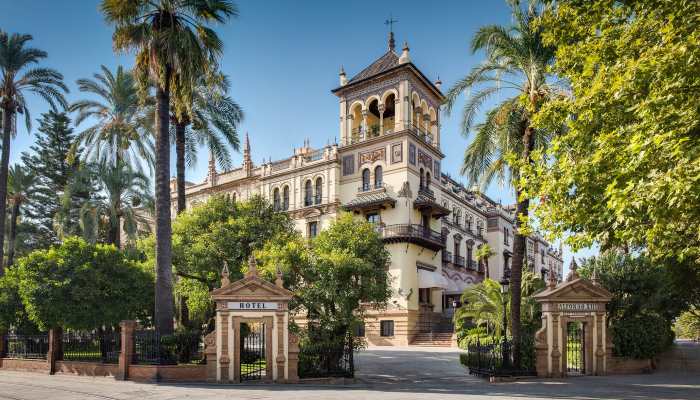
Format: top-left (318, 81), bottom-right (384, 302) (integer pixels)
top-left (206, 257), bottom-right (296, 383)
top-left (533, 262), bottom-right (612, 378)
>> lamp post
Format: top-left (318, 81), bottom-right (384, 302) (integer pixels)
top-left (499, 268), bottom-right (511, 369)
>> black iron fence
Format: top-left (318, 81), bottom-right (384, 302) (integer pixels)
top-left (462, 337), bottom-right (536, 378)
top-left (299, 338), bottom-right (354, 378)
top-left (5, 334), bottom-right (49, 359)
top-left (63, 330), bottom-right (120, 364)
top-left (133, 330), bottom-right (203, 365)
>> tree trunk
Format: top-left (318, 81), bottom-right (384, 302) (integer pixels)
top-left (0, 107), bottom-right (13, 275)
top-left (175, 121), bottom-right (187, 215)
top-left (510, 123), bottom-right (537, 369)
top-left (174, 121), bottom-right (190, 328)
top-left (108, 214), bottom-right (121, 249)
top-left (154, 70), bottom-right (175, 336)
top-left (485, 259), bottom-right (490, 280)
top-left (6, 200), bottom-right (19, 268)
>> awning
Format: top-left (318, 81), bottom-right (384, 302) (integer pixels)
top-left (418, 269), bottom-right (450, 289)
top-left (444, 278), bottom-right (464, 294)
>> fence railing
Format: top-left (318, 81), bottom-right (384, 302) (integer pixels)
top-left (5, 334), bottom-right (49, 359)
top-left (463, 337), bottom-right (536, 378)
top-left (299, 338), bottom-right (354, 378)
top-left (133, 330), bottom-right (204, 365)
top-left (63, 330), bottom-right (120, 364)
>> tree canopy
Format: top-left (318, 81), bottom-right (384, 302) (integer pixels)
top-left (259, 213), bottom-right (391, 341)
top-left (12, 237), bottom-right (153, 331)
top-left (523, 0), bottom-right (700, 262)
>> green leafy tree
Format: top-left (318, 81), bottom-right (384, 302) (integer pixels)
top-left (102, 0), bottom-right (238, 335)
top-left (6, 164), bottom-right (36, 268)
top-left (442, 0), bottom-right (558, 366)
top-left (455, 279), bottom-right (508, 340)
top-left (579, 252), bottom-right (686, 358)
top-left (259, 213), bottom-right (391, 343)
top-left (171, 72), bottom-right (243, 214)
top-left (0, 31), bottom-right (68, 275)
top-left (69, 65), bottom-right (154, 173)
top-left (674, 308), bottom-right (700, 340)
top-left (13, 237), bottom-right (153, 331)
top-left (475, 243), bottom-right (495, 279)
top-left (524, 0), bottom-right (700, 263)
top-left (63, 160), bottom-right (153, 247)
top-left (20, 111), bottom-right (87, 248)
top-left (140, 194), bottom-right (295, 329)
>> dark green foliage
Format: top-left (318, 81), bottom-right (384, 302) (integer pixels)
top-left (20, 111), bottom-right (89, 248)
top-left (13, 237), bottom-right (154, 331)
top-left (611, 314), bottom-right (674, 359)
top-left (579, 252), bottom-right (688, 358)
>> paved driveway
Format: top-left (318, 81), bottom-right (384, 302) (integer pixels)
top-left (0, 345), bottom-right (699, 400)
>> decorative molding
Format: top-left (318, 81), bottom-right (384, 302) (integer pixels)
top-left (358, 147), bottom-right (386, 167)
top-left (418, 149), bottom-right (433, 171)
top-left (391, 142), bottom-right (403, 164)
top-left (342, 154), bottom-right (355, 176)
top-left (408, 143), bottom-right (416, 165)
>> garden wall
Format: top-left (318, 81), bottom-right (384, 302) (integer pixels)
top-left (607, 356), bottom-right (653, 375)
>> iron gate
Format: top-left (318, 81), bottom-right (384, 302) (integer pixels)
top-left (566, 322), bottom-right (585, 375)
top-left (240, 322), bottom-right (266, 381)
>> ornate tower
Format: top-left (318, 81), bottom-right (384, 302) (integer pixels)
top-left (243, 132), bottom-right (253, 176)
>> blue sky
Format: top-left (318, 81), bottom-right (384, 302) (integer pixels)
top-left (1, 0), bottom-right (594, 267)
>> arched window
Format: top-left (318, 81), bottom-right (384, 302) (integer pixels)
top-left (362, 168), bottom-right (370, 191)
top-left (374, 166), bottom-right (383, 188)
top-left (419, 168), bottom-right (425, 189)
top-left (314, 177), bottom-right (322, 204)
top-left (304, 180), bottom-right (313, 206)
top-left (426, 172), bottom-right (431, 188)
top-left (467, 242), bottom-right (474, 269)
top-left (273, 188), bottom-right (281, 211)
top-left (453, 208), bottom-right (459, 224)
top-left (282, 186), bottom-right (290, 210)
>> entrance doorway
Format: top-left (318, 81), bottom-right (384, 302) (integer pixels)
top-left (240, 321), bottom-right (266, 381)
top-left (566, 321), bottom-right (585, 376)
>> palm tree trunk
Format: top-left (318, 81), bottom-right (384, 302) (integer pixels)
top-left (7, 200), bottom-right (19, 268)
top-left (108, 214), bottom-right (121, 248)
top-left (510, 124), bottom-right (537, 369)
top-left (154, 70), bottom-right (175, 336)
top-left (0, 107), bottom-right (13, 275)
top-left (175, 121), bottom-right (187, 215)
top-left (174, 121), bottom-right (190, 328)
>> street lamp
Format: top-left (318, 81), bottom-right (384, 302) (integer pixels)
top-left (499, 269), bottom-right (510, 337)
top-left (499, 268), bottom-right (511, 369)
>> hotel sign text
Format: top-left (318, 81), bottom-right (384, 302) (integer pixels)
top-left (228, 302), bottom-right (278, 310)
top-left (557, 303), bottom-right (599, 312)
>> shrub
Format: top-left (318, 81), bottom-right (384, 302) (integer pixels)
top-left (611, 313), bottom-right (675, 359)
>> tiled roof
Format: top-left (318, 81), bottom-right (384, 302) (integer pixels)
top-left (348, 50), bottom-right (400, 84)
top-left (343, 192), bottom-right (396, 211)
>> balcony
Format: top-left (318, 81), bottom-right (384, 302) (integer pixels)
top-left (380, 224), bottom-right (445, 251)
top-left (442, 250), bottom-right (452, 267)
top-left (453, 255), bottom-right (465, 268)
top-left (358, 182), bottom-right (386, 193)
top-left (414, 187), bottom-right (450, 219)
top-left (466, 259), bottom-right (477, 271)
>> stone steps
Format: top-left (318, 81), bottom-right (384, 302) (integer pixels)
top-left (410, 333), bottom-right (455, 347)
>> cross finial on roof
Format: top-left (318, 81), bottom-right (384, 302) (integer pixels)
top-left (385, 15), bottom-right (398, 51)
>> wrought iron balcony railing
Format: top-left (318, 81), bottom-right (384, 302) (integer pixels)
top-left (380, 224), bottom-right (445, 251)
top-left (454, 255), bottom-right (465, 268)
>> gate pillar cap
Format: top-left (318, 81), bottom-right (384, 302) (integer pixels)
top-left (533, 275), bottom-right (612, 304)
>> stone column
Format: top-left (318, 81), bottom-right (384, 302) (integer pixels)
top-left (346, 115), bottom-right (354, 144)
top-left (551, 313), bottom-right (561, 377)
top-left (287, 332), bottom-right (300, 383)
top-left (204, 330), bottom-right (218, 382)
top-left (595, 312), bottom-right (605, 375)
top-left (361, 110), bottom-right (368, 141)
top-left (275, 312), bottom-right (286, 382)
top-left (378, 104), bottom-right (385, 136)
top-left (117, 320), bottom-right (136, 380)
top-left (47, 327), bottom-right (63, 375)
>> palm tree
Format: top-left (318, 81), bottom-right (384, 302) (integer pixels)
top-left (0, 31), bottom-right (68, 275)
top-left (454, 279), bottom-right (508, 338)
top-left (101, 0), bottom-right (238, 334)
top-left (171, 72), bottom-right (243, 214)
top-left (6, 164), bottom-right (36, 268)
top-left (69, 65), bottom-right (154, 173)
top-left (443, 0), bottom-right (558, 367)
top-left (67, 161), bottom-right (153, 248)
top-left (476, 243), bottom-right (496, 279)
